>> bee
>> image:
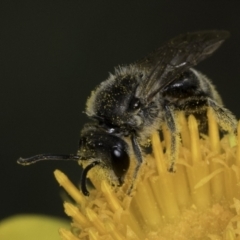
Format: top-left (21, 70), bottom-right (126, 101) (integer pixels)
top-left (18, 30), bottom-right (237, 196)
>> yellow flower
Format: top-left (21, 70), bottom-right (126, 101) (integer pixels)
top-left (0, 214), bottom-right (69, 240)
top-left (55, 108), bottom-right (240, 240)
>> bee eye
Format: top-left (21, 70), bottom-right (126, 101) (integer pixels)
top-left (111, 146), bottom-right (130, 182)
top-left (129, 97), bottom-right (141, 110)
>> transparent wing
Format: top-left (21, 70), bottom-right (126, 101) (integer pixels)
top-left (135, 30), bottom-right (230, 102)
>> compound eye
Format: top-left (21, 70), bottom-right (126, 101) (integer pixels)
top-left (129, 97), bottom-right (141, 111)
top-left (111, 146), bottom-right (130, 182)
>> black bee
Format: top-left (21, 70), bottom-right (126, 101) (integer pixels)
top-left (18, 30), bottom-right (237, 196)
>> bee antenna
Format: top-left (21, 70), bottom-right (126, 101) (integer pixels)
top-left (17, 154), bottom-right (80, 165)
top-left (80, 161), bottom-right (100, 196)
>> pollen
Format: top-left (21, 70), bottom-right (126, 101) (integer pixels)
top-left (55, 108), bottom-right (240, 240)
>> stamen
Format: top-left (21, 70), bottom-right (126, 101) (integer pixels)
top-left (85, 208), bottom-right (106, 234)
top-left (207, 108), bottom-right (220, 153)
top-left (58, 228), bottom-right (79, 240)
top-left (188, 114), bottom-right (211, 209)
top-left (236, 122), bottom-right (240, 166)
top-left (104, 220), bottom-right (126, 240)
top-left (178, 111), bottom-right (191, 149)
top-left (101, 180), bottom-right (122, 212)
top-left (188, 114), bottom-right (202, 163)
top-left (54, 170), bottom-right (86, 205)
top-left (64, 203), bottom-right (91, 228)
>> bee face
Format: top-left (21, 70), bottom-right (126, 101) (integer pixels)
top-left (18, 30), bottom-right (237, 196)
top-left (78, 124), bottom-right (130, 195)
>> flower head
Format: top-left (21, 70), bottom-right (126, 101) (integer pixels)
top-left (55, 108), bottom-right (240, 239)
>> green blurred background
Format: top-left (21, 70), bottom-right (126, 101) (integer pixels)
top-left (1, 1), bottom-right (240, 221)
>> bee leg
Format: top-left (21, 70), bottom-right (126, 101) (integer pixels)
top-left (208, 99), bottom-right (237, 133)
top-left (164, 105), bottom-right (180, 172)
top-left (80, 161), bottom-right (100, 196)
top-left (127, 133), bottom-right (143, 194)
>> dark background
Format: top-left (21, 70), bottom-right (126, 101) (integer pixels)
top-left (1, 1), bottom-right (240, 221)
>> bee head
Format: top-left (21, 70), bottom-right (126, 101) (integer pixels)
top-left (78, 124), bottom-right (130, 195)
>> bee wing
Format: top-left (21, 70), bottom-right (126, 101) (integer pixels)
top-left (135, 30), bottom-right (230, 102)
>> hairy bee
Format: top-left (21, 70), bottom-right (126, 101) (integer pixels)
top-left (18, 30), bottom-right (237, 196)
